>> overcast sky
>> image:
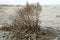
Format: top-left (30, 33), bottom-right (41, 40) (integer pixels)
top-left (0, 0), bottom-right (60, 5)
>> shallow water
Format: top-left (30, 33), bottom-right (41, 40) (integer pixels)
top-left (0, 5), bottom-right (60, 40)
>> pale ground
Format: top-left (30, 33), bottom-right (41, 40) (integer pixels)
top-left (0, 5), bottom-right (60, 40)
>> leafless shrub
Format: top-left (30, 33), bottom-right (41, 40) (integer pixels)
top-left (9, 3), bottom-right (41, 40)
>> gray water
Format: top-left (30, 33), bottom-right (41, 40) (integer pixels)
top-left (0, 5), bottom-right (60, 40)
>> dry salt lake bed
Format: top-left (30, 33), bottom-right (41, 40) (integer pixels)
top-left (0, 5), bottom-right (60, 40)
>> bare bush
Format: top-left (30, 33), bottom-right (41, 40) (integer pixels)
top-left (9, 3), bottom-right (41, 40)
